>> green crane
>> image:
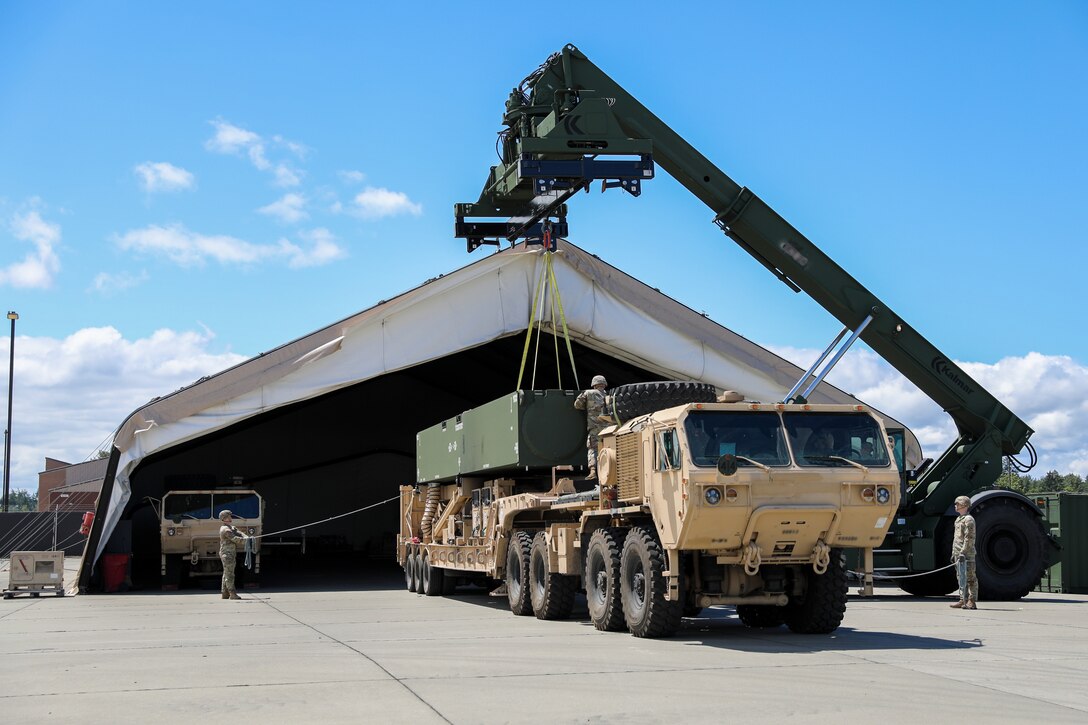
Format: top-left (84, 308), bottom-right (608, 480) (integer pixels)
top-left (455, 44), bottom-right (1057, 599)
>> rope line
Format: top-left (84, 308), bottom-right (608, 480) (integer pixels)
top-left (848, 561), bottom-right (957, 581)
top-left (250, 495), bottom-right (400, 540)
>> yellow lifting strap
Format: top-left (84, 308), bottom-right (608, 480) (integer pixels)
top-left (515, 250), bottom-right (580, 391)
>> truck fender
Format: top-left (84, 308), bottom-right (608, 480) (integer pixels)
top-left (944, 489), bottom-right (1041, 517)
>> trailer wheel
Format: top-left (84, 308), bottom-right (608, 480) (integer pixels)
top-left (585, 527), bottom-right (625, 631)
top-left (529, 532), bottom-right (576, 620)
top-left (611, 381), bottom-right (717, 423)
top-left (621, 527), bottom-right (682, 638)
top-left (506, 531), bottom-right (534, 616)
top-left (421, 552), bottom-right (444, 596)
top-left (736, 604), bottom-right (786, 628)
top-left (974, 498), bottom-right (1047, 601)
top-left (785, 550), bottom-right (848, 634)
top-left (403, 553), bottom-right (414, 592)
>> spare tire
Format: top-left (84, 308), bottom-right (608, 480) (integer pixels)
top-left (611, 381), bottom-right (718, 422)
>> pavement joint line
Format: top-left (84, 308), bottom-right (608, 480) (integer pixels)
top-left (0, 600), bottom-right (41, 620)
top-left (0, 677), bottom-right (423, 700)
top-left (253, 594), bottom-right (453, 724)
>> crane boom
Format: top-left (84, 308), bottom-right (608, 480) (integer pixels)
top-left (455, 45), bottom-right (1035, 526)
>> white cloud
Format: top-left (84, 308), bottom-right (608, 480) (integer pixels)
top-left (90, 270), bottom-right (149, 295)
top-left (278, 227), bottom-right (347, 268)
top-left (114, 223), bottom-right (344, 269)
top-left (2, 326), bottom-right (247, 492)
top-left (338, 170), bottom-right (366, 184)
top-left (1, 208), bottom-right (62, 289)
top-left (205, 120), bottom-right (304, 187)
top-left (133, 162), bottom-right (195, 193)
top-left (273, 164), bottom-right (302, 188)
top-left (257, 193), bottom-right (309, 224)
top-left (767, 345), bottom-right (1088, 477)
top-left (349, 186), bottom-right (423, 220)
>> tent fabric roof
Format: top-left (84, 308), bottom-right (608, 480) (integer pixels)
top-left (96, 241), bottom-right (920, 563)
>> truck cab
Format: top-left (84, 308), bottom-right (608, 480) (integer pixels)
top-left (159, 489), bottom-right (263, 587)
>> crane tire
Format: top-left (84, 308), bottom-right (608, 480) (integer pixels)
top-left (974, 498), bottom-right (1048, 601)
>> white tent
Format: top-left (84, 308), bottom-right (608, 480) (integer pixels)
top-left (90, 240), bottom-right (921, 568)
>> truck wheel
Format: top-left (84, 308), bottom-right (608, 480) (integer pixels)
top-left (585, 528), bottom-right (625, 631)
top-left (529, 532), bottom-right (576, 620)
top-left (506, 531), bottom-right (534, 616)
top-left (974, 498), bottom-right (1047, 601)
top-left (421, 552), bottom-right (444, 596)
top-left (404, 553), bottom-right (415, 592)
top-left (785, 550), bottom-right (848, 634)
top-left (162, 555), bottom-right (183, 590)
top-left (621, 527), bottom-right (682, 638)
top-left (736, 604), bottom-right (786, 628)
top-left (611, 381), bottom-right (717, 422)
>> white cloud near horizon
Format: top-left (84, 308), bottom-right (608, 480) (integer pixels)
top-left (1, 209), bottom-right (62, 289)
top-left (348, 186), bottom-right (422, 219)
top-left (114, 223), bottom-right (345, 269)
top-left (768, 345), bottom-right (1088, 477)
top-left (2, 326), bottom-right (247, 492)
top-left (205, 119), bottom-right (302, 187)
top-left (133, 162), bottom-right (195, 193)
top-left (258, 193), bottom-right (309, 223)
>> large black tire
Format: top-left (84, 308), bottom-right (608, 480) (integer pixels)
top-left (404, 553), bottom-right (414, 592)
top-left (409, 551), bottom-right (423, 593)
top-left (506, 531), bottom-right (534, 616)
top-left (974, 498), bottom-right (1048, 600)
top-left (421, 552), bottom-right (443, 596)
top-left (585, 527), bottom-right (626, 631)
top-left (785, 550), bottom-right (848, 634)
top-left (529, 532), bottom-right (576, 620)
top-left (736, 604), bottom-right (786, 628)
top-left (621, 527), bottom-right (682, 638)
top-left (611, 381), bottom-right (718, 423)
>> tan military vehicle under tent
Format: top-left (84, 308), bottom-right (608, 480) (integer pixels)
top-left (79, 240), bottom-right (921, 592)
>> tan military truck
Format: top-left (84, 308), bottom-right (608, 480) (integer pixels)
top-left (159, 489), bottom-right (263, 587)
top-left (399, 383), bottom-right (900, 637)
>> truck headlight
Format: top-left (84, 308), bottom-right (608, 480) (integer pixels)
top-left (167, 527), bottom-right (176, 536)
top-left (860, 487), bottom-right (875, 503)
top-left (876, 487), bottom-right (891, 504)
top-left (704, 487), bottom-right (722, 505)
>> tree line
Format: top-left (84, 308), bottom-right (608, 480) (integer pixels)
top-left (996, 469), bottom-right (1088, 495)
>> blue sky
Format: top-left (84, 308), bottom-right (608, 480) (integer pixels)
top-left (1, 2), bottom-right (1086, 491)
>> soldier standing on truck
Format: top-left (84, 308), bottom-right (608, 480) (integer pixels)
top-left (950, 495), bottom-right (978, 610)
top-left (219, 510), bottom-right (248, 600)
top-left (574, 375), bottom-right (610, 480)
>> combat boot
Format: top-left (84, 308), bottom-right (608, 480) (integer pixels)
top-left (949, 600), bottom-right (965, 609)
top-left (229, 590), bottom-right (241, 600)
top-left (221, 591), bottom-right (229, 599)
top-left (586, 468), bottom-right (597, 481)
top-left (965, 599), bottom-right (977, 610)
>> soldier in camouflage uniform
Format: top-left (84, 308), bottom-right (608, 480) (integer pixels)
top-left (219, 510), bottom-right (248, 600)
top-left (574, 375), bottom-right (610, 480)
top-left (950, 495), bottom-right (978, 610)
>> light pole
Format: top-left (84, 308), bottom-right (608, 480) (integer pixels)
top-left (3, 311), bottom-right (16, 513)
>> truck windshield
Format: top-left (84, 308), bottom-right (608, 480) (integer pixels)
top-left (163, 493), bottom-right (212, 520)
top-left (784, 412), bottom-right (890, 467)
top-left (213, 493), bottom-right (260, 519)
top-left (684, 411), bottom-right (789, 467)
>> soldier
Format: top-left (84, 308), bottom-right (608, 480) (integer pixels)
top-left (574, 375), bottom-right (611, 480)
top-left (218, 509), bottom-right (248, 600)
top-left (950, 495), bottom-right (978, 610)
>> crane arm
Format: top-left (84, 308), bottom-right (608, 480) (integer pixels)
top-left (455, 45), bottom-right (1032, 512)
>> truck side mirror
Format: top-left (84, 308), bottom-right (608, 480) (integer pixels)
top-left (717, 454), bottom-right (738, 477)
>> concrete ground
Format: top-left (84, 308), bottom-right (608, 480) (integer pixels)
top-left (2, 561), bottom-right (1086, 724)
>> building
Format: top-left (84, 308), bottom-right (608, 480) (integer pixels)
top-left (37, 457), bottom-right (105, 512)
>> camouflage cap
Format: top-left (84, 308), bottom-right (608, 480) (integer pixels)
top-left (954, 496), bottom-right (971, 508)
top-left (591, 375), bottom-right (607, 388)
top-left (219, 509), bottom-right (233, 521)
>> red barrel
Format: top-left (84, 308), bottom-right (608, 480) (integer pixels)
top-left (102, 554), bottom-right (130, 593)
top-left (80, 511), bottom-right (95, 535)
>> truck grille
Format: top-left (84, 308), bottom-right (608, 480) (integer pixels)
top-left (616, 433), bottom-right (642, 502)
